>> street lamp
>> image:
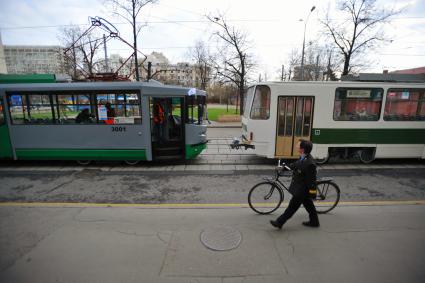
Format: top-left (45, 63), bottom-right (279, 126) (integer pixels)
top-left (300, 6), bottom-right (316, 81)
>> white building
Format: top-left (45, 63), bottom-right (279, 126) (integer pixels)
top-left (3, 45), bottom-right (66, 75)
top-left (0, 34), bottom-right (7, 74)
top-left (139, 52), bottom-right (201, 87)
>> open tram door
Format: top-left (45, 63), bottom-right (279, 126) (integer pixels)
top-left (150, 97), bottom-right (185, 161)
top-left (275, 96), bottom-right (314, 158)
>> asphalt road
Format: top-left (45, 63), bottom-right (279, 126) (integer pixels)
top-left (1, 167), bottom-right (424, 204)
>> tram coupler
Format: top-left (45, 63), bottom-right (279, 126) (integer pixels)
top-left (230, 137), bottom-right (255, 150)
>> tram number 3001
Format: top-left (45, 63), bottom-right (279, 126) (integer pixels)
top-left (111, 126), bottom-right (126, 132)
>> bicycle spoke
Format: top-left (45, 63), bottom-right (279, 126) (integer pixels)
top-left (248, 182), bottom-right (283, 215)
top-left (314, 181), bottom-right (340, 214)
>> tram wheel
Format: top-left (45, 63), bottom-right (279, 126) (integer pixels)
top-left (359, 148), bottom-right (375, 164)
top-left (124, 160), bottom-right (140, 165)
top-left (315, 154), bottom-right (329, 165)
top-left (76, 160), bottom-right (91, 165)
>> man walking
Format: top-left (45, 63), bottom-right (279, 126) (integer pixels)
top-left (270, 139), bottom-right (319, 229)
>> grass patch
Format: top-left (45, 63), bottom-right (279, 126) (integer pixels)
top-left (206, 107), bottom-right (239, 121)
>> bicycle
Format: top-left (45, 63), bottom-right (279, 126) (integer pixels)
top-left (248, 160), bottom-right (340, 215)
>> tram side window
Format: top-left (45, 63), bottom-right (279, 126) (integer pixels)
top-left (384, 89), bottom-right (425, 121)
top-left (53, 94), bottom-right (92, 124)
top-left (250, 85), bottom-right (271, 120)
top-left (96, 91), bottom-right (141, 124)
top-left (333, 88), bottom-right (383, 121)
top-left (28, 95), bottom-right (54, 123)
top-left (0, 98), bottom-right (4, 125)
top-left (8, 93), bottom-right (28, 124)
top-left (7, 93), bottom-right (54, 124)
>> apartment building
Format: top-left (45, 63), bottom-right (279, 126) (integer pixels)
top-left (0, 34), bottom-right (7, 74)
top-left (3, 45), bottom-right (66, 75)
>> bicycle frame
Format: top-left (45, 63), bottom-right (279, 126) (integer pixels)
top-left (261, 168), bottom-right (292, 198)
top-left (264, 166), bottom-right (331, 201)
top-left (248, 161), bottom-right (340, 214)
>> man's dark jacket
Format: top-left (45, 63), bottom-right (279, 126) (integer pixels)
top-left (288, 154), bottom-right (317, 199)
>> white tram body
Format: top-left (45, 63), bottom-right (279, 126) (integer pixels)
top-left (241, 81), bottom-right (425, 163)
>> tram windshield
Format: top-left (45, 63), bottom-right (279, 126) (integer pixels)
top-left (243, 87), bottom-right (255, 118)
top-left (186, 95), bottom-right (206, 125)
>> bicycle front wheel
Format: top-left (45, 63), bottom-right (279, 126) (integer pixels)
top-left (248, 181), bottom-right (283, 215)
top-left (314, 181), bottom-right (340, 214)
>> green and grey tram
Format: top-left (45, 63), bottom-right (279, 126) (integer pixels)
top-left (241, 81), bottom-right (425, 163)
top-left (0, 76), bottom-right (207, 163)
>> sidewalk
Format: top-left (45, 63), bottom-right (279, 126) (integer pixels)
top-left (1, 203), bottom-right (424, 282)
top-left (207, 121), bottom-right (242, 128)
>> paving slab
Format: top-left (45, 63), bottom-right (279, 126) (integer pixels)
top-left (0, 204), bottom-right (424, 283)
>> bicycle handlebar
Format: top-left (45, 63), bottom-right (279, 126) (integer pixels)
top-left (277, 159), bottom-right (291, 171)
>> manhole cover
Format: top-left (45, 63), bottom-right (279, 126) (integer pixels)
top-left (200, 226), bottom-right (242, 251)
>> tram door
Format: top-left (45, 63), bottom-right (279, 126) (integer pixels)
top-left (0, 97), bottom-right (13, 159)
top-left (275, 96), bottom-right (314, 158)
top-left (151, 97), bottom-right (184, 160)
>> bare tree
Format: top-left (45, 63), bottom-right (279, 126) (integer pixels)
top-left (207, 13), bottom-right (255, 114)
top-left (105, 0), bottom-right (158, 81)
top-left (58, 25), bottom-right (103, 79)
top-left (321, 0), bottom-right (401, 76)
top-left (286, 49), bottom-right (301, 81)
top-left (188, 40), bottom-right (213, 90)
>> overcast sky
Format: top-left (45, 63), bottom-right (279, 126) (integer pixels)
top-left (0, 0), bottom-right (424, 80)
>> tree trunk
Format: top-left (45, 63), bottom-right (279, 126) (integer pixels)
top-left (132, 1), bottom-right (140, 81)
top-left (240, 61), bottom-right (245, 115)
top-left (342, 54), bottom-right (351, 76)
top-left (239, 83), bottom-right (244, 115)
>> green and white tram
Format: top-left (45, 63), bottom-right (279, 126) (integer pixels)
top-left (241, 81), bottom-right (425, 163)
top-left (0, 75), bottom-right (207, 163)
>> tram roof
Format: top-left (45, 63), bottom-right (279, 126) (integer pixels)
top-left (0, 80), bottom-right (207, 97)
top-left (247, 80), bottom-right (425, 88)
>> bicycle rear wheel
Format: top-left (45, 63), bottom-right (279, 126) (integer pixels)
top-left (314, 181), bottom-right (340, 214)
top-left (248, 181), bottom-right (283, 215)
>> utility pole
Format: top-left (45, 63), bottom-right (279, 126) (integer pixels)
top-left (72, 39), bottom-right (77, 79)
top-left (326, 51), bottom-right (332, 81)
top-left (147, 61), bottom-right (152, 80)
top-left (315, 54), bottom-right (320, 81)
top-left (103, 34), bottom-right (109, 72)
top-left (300, 6), bottom-right (316, 81)
top-left (281, 65), bottom-right (284, 81)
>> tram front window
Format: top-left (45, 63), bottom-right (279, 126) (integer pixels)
top-left (186, 95), bottom-right (206, 125)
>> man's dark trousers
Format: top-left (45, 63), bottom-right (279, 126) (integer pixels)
top-left (276, 195), bottom-right (319, 226)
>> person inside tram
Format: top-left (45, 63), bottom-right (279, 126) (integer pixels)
top-left (358, 107), bottom-right (367, 116)
top-left (105, 102), bottom-right (115, 118)
top-left (153, 99), bottom-right (166, 143)
top-left (75, 108), bottom-right (94, 124)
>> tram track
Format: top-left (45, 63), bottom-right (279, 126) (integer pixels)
top-left (0, 161), bottom-right (424, 175)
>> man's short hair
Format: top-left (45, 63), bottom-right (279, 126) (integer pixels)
top-left (299, 139), bottom-right (313, 154)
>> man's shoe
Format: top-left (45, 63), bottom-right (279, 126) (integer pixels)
top-left (270, 220), bottom-right (282, 230)
top-left (302, 221), bottom-right (320, 228)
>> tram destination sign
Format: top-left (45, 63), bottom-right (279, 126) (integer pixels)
top-left (346, 90), bottom-right (371, 98)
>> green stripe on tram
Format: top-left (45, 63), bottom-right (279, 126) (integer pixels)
top-left (15, 149), bottom-right (147, 160)
top-left (312, 128), bottom-right (425, 144)
top-left (0, 126), bottom-right (13, 158)
top-left (185, 143), bottom-right (207, 159)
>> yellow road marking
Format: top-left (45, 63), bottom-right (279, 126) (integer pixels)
top-left (0, 200), bottom-right (424, 208)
